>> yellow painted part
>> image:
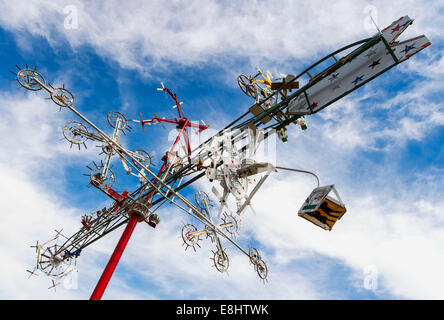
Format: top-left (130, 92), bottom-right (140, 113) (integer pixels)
top-left (120, 156), bottom-right (129, 171)
top-left (299, 197), bottom-right (346, 231)
top-left (256, 70), bottom-right (273, 87)
top-left (192, 230), bottom-right (208, 237)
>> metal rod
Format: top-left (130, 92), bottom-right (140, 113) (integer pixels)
top-left (89, 214), bottom-right (139, 300)
top-left (275, 166), bottom-right (320, 187)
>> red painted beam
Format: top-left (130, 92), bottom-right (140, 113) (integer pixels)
top-left (90, 214), bottom-right (139, 300)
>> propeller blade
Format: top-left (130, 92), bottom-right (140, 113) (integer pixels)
top-left (249, 203), bottom-right (257, 215)
top-left (217, 205), bottom-right (224, 219)
top-left (157, 81), bottom-right (166, 91)
top-left (211, 186), bottom-right (222, 201)
top-left (140, 112), bottom-right (145, 132)
top-left (172, 101), bottom-right (183, 109)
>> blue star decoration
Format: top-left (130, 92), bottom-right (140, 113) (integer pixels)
top-left (402, 20), bottom-right (412, 27)
top-left (401, 43), bottom-right (416, 54)
top-left (352, 75), bottom-right (364, 85)
top-left (328, 73), bottom-right (339, 81)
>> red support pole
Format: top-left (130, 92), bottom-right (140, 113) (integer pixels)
top-left (90, 214), bottom-right (139, 300)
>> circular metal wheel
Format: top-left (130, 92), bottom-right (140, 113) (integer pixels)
top-left (195, 191), bottom-right (210, 211)
top-left (16, 69), bottom-right (45, 91)
top-left (213, 250), bottom-right (229, 273)
top-left (255, 259), bottom-right (268, 280)
top-left (205, 225), bottom-right (216, 242)
top-left (131, 149), bottom-right (152, 169)
top-left (63, 121), bottom-right (89, 146)
top-left (249, 247), bottom-right (261, 265)
top-left (38, 244), bottom-right (73, 278)
top-left (221, 212), bottom-right (239, 237)
top-left (237, 74), bottom-right (256, 98)
top-left (51, 87), bottom-right (74, 107)
top-left (181, 224), bottom-right (200, 248)
top-left (100, 143), bottom-right (116, 156)
top-left (88, 164), bottom-right (116, 188)
top-left (107, 111), bottom-right (128, 131)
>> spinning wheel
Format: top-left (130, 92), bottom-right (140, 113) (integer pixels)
top-left (63, 121), bottom-right (89, 149)
top-left (212, 249), bottom-right (229, 273)
top-left (51, 87), bottom-right (74, 107)
top-left (181, 224), bottom-right (201, 251)
top-left (195, 191), bottom-right (211, 211)
top-left (131, 149), bottom-right (152, 169)
top-left (221, 212), bottom-right (239, 237)
top-left (255, 259), bottom-right (268, 280)
top-left (237, 74), bottom-right (256, 98)
top-left (16, 68), bottom-right (45, 91)
top-left (38, 243), bottom-right (73, 278)
top-left (85, 162), bottom-right (116, 188)
top-left (107, 111), bottom-right (129, 131)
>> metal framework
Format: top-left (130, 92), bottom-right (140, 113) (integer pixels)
top-left (12, 15), bottom-right (430, 299)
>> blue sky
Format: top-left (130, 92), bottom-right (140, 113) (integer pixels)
top-left (0, 0), bottom-right (443, 300)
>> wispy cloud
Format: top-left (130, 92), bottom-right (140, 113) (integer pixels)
top-left (1, 0), bottom-right (443, 300)
top-left (1, 1), bottom-right (443, 75)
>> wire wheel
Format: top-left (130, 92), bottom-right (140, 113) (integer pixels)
top-left (249, 247), bottom-right (261, 265)
top-left (181, 224), bottom-right (200, 250)
top-left (237, 74), bottom-right (256, 98)
top-left (221, 212), bottom-right (239, 237)
top-left (16, 69), bottom-right (45, 91)
top-left (63, 121), bottom-right (88, 147)
top-left (107, 111), bottom-right (128, 131)
top-left (99, 143), bottom-right (116, 156)
top-left (255, 259), bottom-right (268, 280)
top-left (202, 230), bottom-right (213, 246)
top-left (213, 250), bottom-right (229, 273)
top-left (86, 162), bottom-right (116, 188)
top-left (195, 191), bottom-right (210, 211)
top-left (51, 87), bottom-right (74, 107)
top-left (38, 244), bottom-right (73, 278)
top-left (131, 149), bottom-right (152, 169)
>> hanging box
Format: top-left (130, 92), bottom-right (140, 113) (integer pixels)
top-left (298, 184), bottom-right (347, 231)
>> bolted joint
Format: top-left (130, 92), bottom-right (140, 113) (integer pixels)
top-left (127, 199), bottom-right (152, 222)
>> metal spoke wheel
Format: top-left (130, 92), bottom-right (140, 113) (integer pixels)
top-left (213, 249), bottom-right (229, 273)
top-left (51, 87), bottom-right (74, 107)
top-left (255, 258), bottom-right (268, 280)
top-left (131, 149), bottom-right (152, 169)
top-left (237, 74), bottom-right (256, 98)
top-left (181, 224), bottom-right (200, 251)
top-left (38, 244), bottom-right (73, 278)
top-left (205, 225), bottom-right (216, 242)
top-left (107, 111), bottom-right (128, 131)
top-left (16, 69), bottom-right (45, 91)
top-left (248, 247), bottom-right (261, 265)
top-left (63, 121), bottom-right (89, 148)
top-left (221, 212), bottom-right (239, 237)
top-left (195, 191), bottom-right (211, 211)
top-left (100, 143), bottom-right (116, 156)
top-left (86, 162), bottom-right (116, 188)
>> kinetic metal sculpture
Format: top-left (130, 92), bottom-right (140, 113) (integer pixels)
top-left (10, 15), bottom-right (430, 299)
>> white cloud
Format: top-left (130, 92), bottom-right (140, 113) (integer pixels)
top-left (0, 91), bottom-right (126, 299)
top-left (1, 0), bottom-right (444, 301)
top-left (1, 0), bottom-right (442, 76)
